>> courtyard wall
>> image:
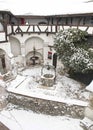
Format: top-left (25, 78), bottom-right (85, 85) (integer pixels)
top-left (8, 92), bottom-right (85, 119)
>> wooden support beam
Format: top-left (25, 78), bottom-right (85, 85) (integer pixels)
top-left (26, 25), bottom-right (30, 32)
top-left (83, 17), bottom-right (86, 25)
top-left (37, 25), bottom-right (41, 32)
top-left (77, 17), bottom-right (82, 26)
top-left (85, 26), bottom-right (89, 31)
top-left (15, 26), bottom-right (22, 33)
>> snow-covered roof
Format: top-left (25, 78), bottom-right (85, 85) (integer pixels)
top-left (15, 12), bottom-right (93, 18)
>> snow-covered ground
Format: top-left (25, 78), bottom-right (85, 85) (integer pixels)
top-left (7, 66), bottom-right (89, 106)
top-left (0, 105), bottom-right (83, 130)
top-left (0, 65), bottom-right (92, 130)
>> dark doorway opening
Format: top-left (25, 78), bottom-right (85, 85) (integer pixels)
top-left (0, 55), bottom-right (6, 74)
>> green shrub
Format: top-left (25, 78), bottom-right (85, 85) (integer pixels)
top-left (54, 28), bottom-right (93, 74)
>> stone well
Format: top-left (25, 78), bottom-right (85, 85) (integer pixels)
top-left (41, 65), bottom-right (56, 87)
top-left (41, 74), bottom-right (55, 87)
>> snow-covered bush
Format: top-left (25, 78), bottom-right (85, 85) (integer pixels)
top-left (54, 28), bottom-right (93, 73)
top-left (69, 48), bottom-right (93, 73)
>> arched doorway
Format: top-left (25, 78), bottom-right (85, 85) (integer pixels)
top-left (0, 49), bottom-right (6, 74)
top-left (25, 37), bottom-right (44, 66)
top-left (26, 49), bottom-right (43, 66)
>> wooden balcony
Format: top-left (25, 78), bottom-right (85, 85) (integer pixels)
top-left (11, 25), bottom-right (57, 35)
top-left (7, 24), bottom-right (93, 36)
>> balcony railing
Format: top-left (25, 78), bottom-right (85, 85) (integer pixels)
top-left (7, 25), bottom-right (58, 36)
top-left (12, 25), bottom-right (57, 34)
top-left (7, 24), bottom-right (93, 36)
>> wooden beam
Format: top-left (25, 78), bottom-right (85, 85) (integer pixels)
top-left (83, 17), bottom-right (86, 25)
top-left (26, 25), bottom-right (30, 32)
top-left (15, 26), bottom-right (22, 33)
top-left (77, 17), bottom-right (82, 26)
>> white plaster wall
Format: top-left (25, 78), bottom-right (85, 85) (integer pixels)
top-left (9, 37), bottom-right (24, 66)
top-left (0, 33), bottom-right (6, 42)
top-left (7, 25), bottom-right (12, 35)
top-left (0, 42), bottom-right (12, 57)
top-left (14, 55), bottom-right (23, 67)
top-left (9, 37), bottom-right (21, 57)
top-left (0, 22), bottom-right (4, 31)
top-left (5, 53), bottom-right (11, 71)
top-left (11, 33), bottom-right (54, 46)
top-left (25, 37), bottom-right (44, 55)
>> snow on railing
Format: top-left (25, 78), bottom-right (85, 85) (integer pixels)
top-left (0, 32), bottom-right (6, 42)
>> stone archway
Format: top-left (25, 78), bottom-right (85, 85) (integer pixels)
top-left (25, 37), bottom-right (44, 66)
